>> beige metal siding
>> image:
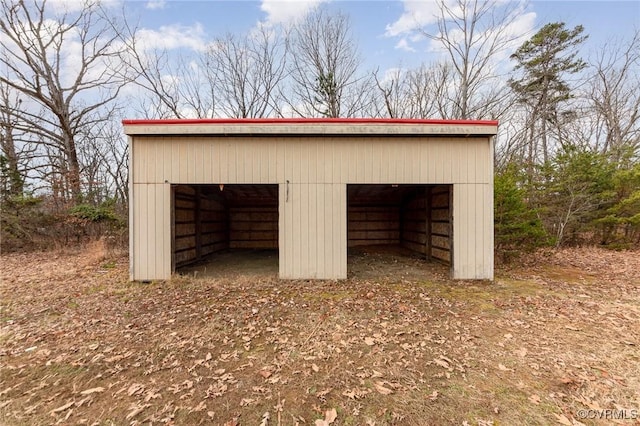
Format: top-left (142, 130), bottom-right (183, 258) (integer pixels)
top-left (280, 183), bottom-right (347, 279)
top-left (452, 183), bottom-right (493, 279)
top-left (132, 137), bottom-right (491, 185)
top-left (131, 183), bottom-right (171, 280)
top-left (129, 132), bottom-right (493, 281)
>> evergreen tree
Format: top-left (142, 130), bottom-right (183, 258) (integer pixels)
top-left (509, 22), bottom-right (588, 168)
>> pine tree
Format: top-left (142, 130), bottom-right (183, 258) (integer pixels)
top-left (509, 22), bottom-right (588, 168)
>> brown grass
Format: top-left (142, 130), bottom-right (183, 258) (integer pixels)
top-left (1, 246), bottom-right (639, 425)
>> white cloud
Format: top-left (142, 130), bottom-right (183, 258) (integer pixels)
top-left (387, 0), bottom-right (536, 62)
top-left (47, 0), bottom-right (122, 14)
top-left (260, 0), bottom-right (329, 26)
top-left (145, 0), bottom-right (167, 10)
top-left (385, 0), bottom-right (442, 37)
top-left (395, 38), bottom-right (416, 52)
top-left (136, 23), bottom-right (208, 52)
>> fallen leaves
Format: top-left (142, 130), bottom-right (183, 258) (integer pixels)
top-left (373, 381), bottom-right (393, 395)
top-left (2, 247), bottom-right (640, 425)
top-left (79, 387), bottom-right (104, 395)
top-left (315, 408), bottom-right (337, 426)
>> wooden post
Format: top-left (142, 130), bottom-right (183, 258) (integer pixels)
top-left (195, 186), bottom-right (202, 261)
top-left (170, 184), bottom-right (176, 274)
top-left (426, 186), bottom-right (432, 261)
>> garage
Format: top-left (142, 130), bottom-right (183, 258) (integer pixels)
top-left (123, 118), bottom-right (497, 281)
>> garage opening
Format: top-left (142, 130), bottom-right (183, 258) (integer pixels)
top-left (172, 184), bottom-right (278, 276)
top-left (347, 184), bottom-right (452, 274)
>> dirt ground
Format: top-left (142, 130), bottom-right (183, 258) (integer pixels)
top-left (1, 243), bottom-right (639, 425)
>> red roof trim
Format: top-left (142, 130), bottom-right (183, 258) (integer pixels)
top-left (122, 118), bottom-right (499, 126)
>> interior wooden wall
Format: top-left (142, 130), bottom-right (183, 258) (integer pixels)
top-left (400, 190), bottom-right (427, 254)
top-left (173, 185), bottom-right (227, 268)
top-left (229, 206), bottom-right (278, 248)
top-left (347, 206), bottom-right (400, 246)
top-left (348, 185), bottom-right (452, 264)
top-left (429, 186), bottom-right (451, 263)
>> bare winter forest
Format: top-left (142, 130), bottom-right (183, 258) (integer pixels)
top-left (1, 1), bottom-right (640, 424)
top-left (1, 0), bottom-right (638, 251)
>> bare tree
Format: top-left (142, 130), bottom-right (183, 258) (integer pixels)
top-left (286, 8), bottom-right (372, 118)
top-left (588, 30), bottom-right (640, 161)
top-left (0, 82), bottom-right (24, 197)
top-left (420, 0), bottom-right (527, 119)
top-left (204, 25), bottom-right (288, 118)
top-left (0, 0), bottom-right (128, 202)
top-left (117, 18), bottom-right (190, 119)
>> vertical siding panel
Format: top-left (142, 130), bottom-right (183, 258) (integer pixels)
top-left (364, 141), bottom-right (372, 183)
top-left (136, 184), bottom-right (148, 279)
top-left (177, 141), bottom-right (187, 183)
top-left (309, 141), bottom-right (318, 185)
top-left (381, 142), bottom-right (389, 183)
top-left (210, 140), bottom-right (218, 182)
top-left (160, 138), bottom-right (167, 182)
top-left (219, 141), bottom-right (228, 183)
top-left (486, 183), bottom-right (494, 278)
top-left (338, 183), bottom-right (347, 278)
top-left (334, 139), bottom-right (343, 183)
top-left (309, 184), bottom-right (318, 276)
top-left (388, 138), bottom-right (397, 183)
top-left (452, 183), bottom-right (492, 280)
top-left (275, 139), bottom-right (284, 183)
top-left (452, 184), bottom-right (462, 278)
top-left (299, 183), bottom-right (309, 276)
top-left (292, 139), bottom-right (301, 184)
top-left (146, 185), bottom-right (158, 278)
top-left (469, 140), bottom-right (478, 184)
top-left (316, 140), bottom-right (325, 183)
top-left (253, 140), bottom-right (262, 182)
top-left (268, 140), bottom-right (276, 182)
top-left (278, 183), bottom-right (287, 277)
top-left (293, 183), bottom-right (301, 278)
top-left (198, 138), bottom-right (207, 183)
top-left (235, 140), bottom-right (244, 182)
top-left (170, 139), bottom-right (178, 183)
top-left (137, 141), bottom-right (148, 183)
top-left (230, 138), bottom-right (238, 183)
top-left (130, 182), bottom-right (137, 279)
top-left (149, 140), bottom-right (158, 183)
top-left (317, 184), bottom-right (325, 274)
top-left (128, 138), bottom-right (135, 280)
top-left (242, 141), bottom-right (251, 183)
top-left (460, 141), bottom-right (469, 183)
top-left (357, 142), bottom-right (366, 183)
top-left (132, 141), bottom-right (140, 184)
top-left (324, 183), bottom-right (334, 275)
top-left (371, 141), bottom-right (381, 183)
top-left (469, 185), bottom-right (477, 276)
top-left (420, 142), bottom-right (429, 182)
top-left (159, 184), bottom-right (171, 279)
top-left (345, 140), bottom-right (354, 182)
top-left (324, 139), bottom-right (333, 183)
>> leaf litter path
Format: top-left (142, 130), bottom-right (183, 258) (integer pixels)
top-left (1, 246), bottom-right (639, 425)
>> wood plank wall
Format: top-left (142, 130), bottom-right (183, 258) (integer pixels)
top-left (430, 186), bottom-right (451, 263)
top-left (229, 206), bottom-right (278, 248)
top-left (173, 185), bottom-right (227, 267)
top-left (400, 190), bottom-right (427, 254)
top-left (348, 206), bottom-right (400, 246)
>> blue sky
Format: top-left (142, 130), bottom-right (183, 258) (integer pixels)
top-left (122, 0), bottom-right (640, 72)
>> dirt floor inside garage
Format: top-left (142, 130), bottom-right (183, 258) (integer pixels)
top-left (1, 242), bottom-right (639, 425)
